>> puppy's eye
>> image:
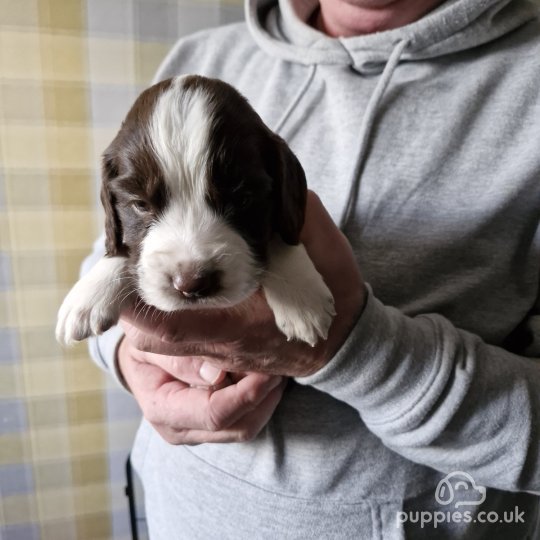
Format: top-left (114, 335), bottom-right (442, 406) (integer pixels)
top-left (131, 200), bottom-right (150, 214)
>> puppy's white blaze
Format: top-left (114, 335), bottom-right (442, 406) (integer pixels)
top-left (144, 77), bottom-right (259, 311)
top-left (149, 75), bottom-right (212, 203)
top-left (137, 200), bottom-right (260, 311)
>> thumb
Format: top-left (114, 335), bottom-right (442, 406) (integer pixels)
top-left (123, 336), bottom-right (227, 388)
top-left (198, 362), bottom-right (227, 386)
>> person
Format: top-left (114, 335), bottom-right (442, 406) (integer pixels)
top-left (86, 0), bottom-right (540, 536)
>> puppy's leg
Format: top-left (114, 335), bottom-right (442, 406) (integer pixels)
top-left (262, 239), bottom-right (336, 347)
top-left (56, 256), bottom-right (134, 345)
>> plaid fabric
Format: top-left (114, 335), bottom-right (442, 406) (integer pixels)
top-left (0, 1), bottom-right (242, 539)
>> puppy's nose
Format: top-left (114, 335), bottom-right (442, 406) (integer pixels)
top-left (172, 267), bottom-right (221, 298)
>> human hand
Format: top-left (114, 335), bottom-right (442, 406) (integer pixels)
top-left (117, 336), bottom-right (286, 444)
top-left (116, 191), bottom-right (364, 444)
top-left (119, 191), bottom-right (367, 377)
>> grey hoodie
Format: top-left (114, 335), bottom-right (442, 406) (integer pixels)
top-left (88, 0), bottom-right (540, 537)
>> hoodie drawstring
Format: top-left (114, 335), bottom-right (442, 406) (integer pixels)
top-left (274, 64), bottom-right (317, 134)
top-left (339, 39), bottom-right (409, 229)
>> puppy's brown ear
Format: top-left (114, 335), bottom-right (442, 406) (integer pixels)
top-left (101, 154), bottom-right (126, 256)
top-left (270, 136), bottom-right (307, 245)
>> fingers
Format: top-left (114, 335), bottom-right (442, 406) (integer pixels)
top-left (144, 374), bottom-right (285, 445)
top-left (145, 372), bottom-right (283, 434)
top-left (120, 297), bottom-right (266, 344)
top-left (118, 299), bottom-right (281, 366)
top-left (119, 340), bottom-right (285, 444)
top-left (301, 191), bottom-right (360, 279)
top-left (162, 381), bottom-right (286, 445)
top-left (119, 331), bottom-right (227, 387)
top-left (120, 317), bottom-right (260, 373)
top-left (120, 317), bottom-right (224, 358)
top-left (300, 190), bottom-right (333, 245)
top-left (144, 351), bottom-right (227, 387)
top-left (301, 190), bottom-right (365, 313)
top-left (205, 373), bottom-right (284, 431)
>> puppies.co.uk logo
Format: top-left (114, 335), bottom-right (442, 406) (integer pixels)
top-left (434, 471), bottom-right (486, 508)
top-left (396, 471), bottom-right (525, 529)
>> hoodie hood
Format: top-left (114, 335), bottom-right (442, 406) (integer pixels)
top-left (247, 0), bottom-right (539, 226)
top-left (247, 0), bottom-right (538, 72)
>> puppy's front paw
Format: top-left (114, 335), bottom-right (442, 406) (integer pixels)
top-left (56, 281), bottom-right (119, 345)
top-left (263, 241), bottom-right (336, 347)
top-left (56, 256), bottom-right (132, 346)
top-left (271, 285), bottom-right (336, 347)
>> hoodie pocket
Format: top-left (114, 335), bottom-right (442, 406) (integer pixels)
top-left (133, 427), bottom-right (405, 540)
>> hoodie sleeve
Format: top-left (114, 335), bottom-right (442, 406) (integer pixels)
top-left (296, 286), bottom-right (540, 495)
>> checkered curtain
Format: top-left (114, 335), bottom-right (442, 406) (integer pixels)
top-left (0, 1), bottom-right (242, 539)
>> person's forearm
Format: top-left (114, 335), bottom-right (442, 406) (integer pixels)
top-left (297, 288), bottom-right (540, 494)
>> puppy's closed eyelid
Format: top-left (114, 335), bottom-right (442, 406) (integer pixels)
top-left (131, 199), bottom-right (151, 212)
top-left (113, 188), bottom-right (150, 208)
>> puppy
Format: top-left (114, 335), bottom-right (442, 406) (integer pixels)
top-left (56, 75), bottom-right (335, 347)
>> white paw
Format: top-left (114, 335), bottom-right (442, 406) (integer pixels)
top-left (56, 280), bottom-right (120, 345)
top-left (56, 256), bottom-right (132, 346)
top-left (263, 240), bottom-right (336, 347)
top-left (272, 285), bottom-right (336, 347)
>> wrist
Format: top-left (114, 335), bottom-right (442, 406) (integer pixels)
top-left (295, 283), bottom-right (374, 387)
top-left (306, 281), bottom-right (368, 377)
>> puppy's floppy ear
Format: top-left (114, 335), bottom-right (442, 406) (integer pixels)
top-left (269, 136), bottom-right (307, 245)
top-left (100, 153), bottom-right (126, 256)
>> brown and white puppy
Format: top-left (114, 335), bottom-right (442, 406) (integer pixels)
top-left (56, 75), bottom-right (335, 347)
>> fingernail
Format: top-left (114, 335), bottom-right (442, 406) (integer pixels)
top-left (199, 363), bottom-right (223, 385)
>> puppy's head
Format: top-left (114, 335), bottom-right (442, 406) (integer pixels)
top-left (101, 75), bottom-right (306, 311)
